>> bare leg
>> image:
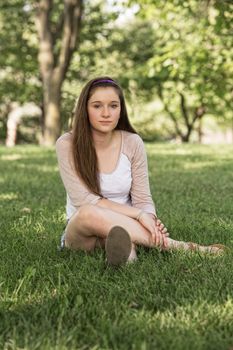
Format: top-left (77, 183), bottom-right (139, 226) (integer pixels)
top-left (166, 239), bottom-right (225, 254)
top-left (65, 204), bottom-right (155, 251)
top-left (65, 204), bottom-right (224, 254)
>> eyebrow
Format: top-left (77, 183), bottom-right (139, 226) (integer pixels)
top-left (90, 100), bottom-right (120, 104)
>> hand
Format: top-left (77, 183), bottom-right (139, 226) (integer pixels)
top-left (138, 212), bottom-right (166, 247)
top-left (156, 218), bottom-right (169, 237)
top-left (155, 218), bottom-right (170, 249)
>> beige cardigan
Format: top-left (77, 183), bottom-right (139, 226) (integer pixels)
top-left (56, 130), bottom-right (156, 217)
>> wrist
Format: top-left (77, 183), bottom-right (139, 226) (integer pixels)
top-left (136, 210), bottom-right (144, 221)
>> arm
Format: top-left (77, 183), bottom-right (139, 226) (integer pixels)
top-left (97, 197), bottom-right (168, 246)
top-left (129, 135), bottom-right (157, 216)
top-left (56, 133), bottom-right (153, 218)
top-left (96, 197), bottom-right (161, 243)
top-left (127, 134), bottom-right (169, 242)
top-left (96, 131), bottom-right (163, 243)
top-left (96, 197), bottom-right (143, 219)
top-left (56, 134), bottom-right (102, 209)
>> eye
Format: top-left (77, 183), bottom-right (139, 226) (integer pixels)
top-left (111, 104), bottom-right (119, 109)
top-left (93, 104), bottom-right (101, 109)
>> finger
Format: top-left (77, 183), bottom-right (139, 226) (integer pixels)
top-left (161, 230), bottom-right (169, 236)
top-left (153, 230), bottom-right (158, 246)
top-left (157, 223), bottom-right (165, 234)
top-left (155, 226), bottom-right (164, 247)
top-left (151, 231), bottom-right (156, 245)
top-left (162, 234), bottom-right (168, 249)
top-left (149, 227), bottom-right (157, 245)
top-left (153, 233), bottom-right (157, 245)
top-left (160, 232), bottom-right (164, 245)
top-left (159, 233), bottom-right (163, 247)
top-left (154, 228), bottom-right (160, 245)
top-left (155, 232), bottom-right (162, 247)
top-left (154, 227), bottom-right (160, 246)
top-left (156, 226), bottom-right (166, 236)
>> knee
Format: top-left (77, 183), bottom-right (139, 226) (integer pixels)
top-left (77, 204), bottom-right (102, 224)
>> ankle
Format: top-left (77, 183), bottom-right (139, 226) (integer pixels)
top-left (127, 245), bottom-right (137, 263)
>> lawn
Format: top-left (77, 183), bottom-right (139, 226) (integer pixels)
top-left (0, 143), bottom-right (233, 350)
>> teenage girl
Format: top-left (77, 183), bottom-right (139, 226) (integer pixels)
top-left (56, 77), bottom-right (225, 266)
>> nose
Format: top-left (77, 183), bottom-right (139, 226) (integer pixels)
top-left (102, 105), bottom-right (110, 118)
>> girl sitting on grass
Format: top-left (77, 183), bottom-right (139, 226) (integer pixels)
top-left (56, 76), bottom-right (225, 266)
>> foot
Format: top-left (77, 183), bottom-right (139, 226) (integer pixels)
top-left (206, 244), bottom-right (227, 254)
top-left (188, 242), bottom-right (227, 254)
top-left (105, 226), bottom-right (132, 266)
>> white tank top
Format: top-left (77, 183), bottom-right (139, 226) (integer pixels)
top-left (100, 153), bottom-right (132, 206)
top-left (66, 153), bottom-right (132, 219)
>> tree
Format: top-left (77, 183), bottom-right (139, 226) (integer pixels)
top-left (0, 1), bottom-right (41, 142)
top-left (145, 1), bottom-right (232, 141)
top-left (35, 0), bottom-right (83, 145)
top-left (0, 1), bottom-right (116, 143)
top-left (110, 0), bottom-right (233, 142)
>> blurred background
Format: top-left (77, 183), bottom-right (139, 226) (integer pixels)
top-left (0, 0), bottom-right (232, 146)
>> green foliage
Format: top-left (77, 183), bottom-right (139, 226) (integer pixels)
top-left (0, 1), bottom-right (41, 105)
top-left (127, 0), bottom-right (233, 133)
top-left (0, 144), bottom-right (233, 349)
top-left (63, 0), bottom-right (233, 141)
top-left (0, 0), bottom-right (232, 142)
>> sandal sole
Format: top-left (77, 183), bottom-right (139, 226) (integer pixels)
top-left (105, 226), bottom-right (132, 266)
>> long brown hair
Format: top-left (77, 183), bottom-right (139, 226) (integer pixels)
top-left (71, 76), bottom-right (137, 196)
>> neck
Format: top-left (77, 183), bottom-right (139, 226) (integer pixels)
top-left (92, 130), bottom-right (115, 150)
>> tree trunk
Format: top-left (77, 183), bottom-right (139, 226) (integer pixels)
top-left (35, 0), bottom-right (83, 145)
top-left (197, 117), bottom-right (203, 143)
top-left (43, 85), bottom-right (61, 145)
top-left (181, 128), bottom-right (192, 142)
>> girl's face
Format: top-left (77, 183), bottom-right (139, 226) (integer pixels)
top-left (87, 87), bottom-right (121, 134)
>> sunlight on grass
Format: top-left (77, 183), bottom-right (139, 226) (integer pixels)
top-left (129, 298), bottom-right (233, 336)
top-left (146, 143), bottom-right (233, 158)
top-left (183, 161), bottom-right (215, 169)
top-left (0, 154), bottom-right (23, 161)
top-left (0, 193), bottom-right (18, 200)
top-left (0, 144), bottom-right (233, 350)
top-left (155, 298), bottom-right (233, 327)
top-left (16, 163), bottom-right (59, 172)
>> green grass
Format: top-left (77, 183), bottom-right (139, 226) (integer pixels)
top-left (0, 143), bottom-right (233, 350)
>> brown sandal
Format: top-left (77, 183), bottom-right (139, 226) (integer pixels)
top-left (187, 242), bottom-right (199, 251)
top-left (105, 226), bottom-right (132, 266)
top-left (188, 242), bottom-right (227, 254)
top-left (208, 244), bottom-right (228, 254)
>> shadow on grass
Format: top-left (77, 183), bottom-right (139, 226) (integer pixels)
top-left (0, 145), bottom-right (233, 349)
top-left (1, 246), bottom-right (233, 349)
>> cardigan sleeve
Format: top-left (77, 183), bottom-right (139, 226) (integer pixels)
top-left (55, 133), bottom-right (102, 209)
top-left (129, 134), bottom-right (157, 216)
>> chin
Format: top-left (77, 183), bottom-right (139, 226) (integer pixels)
top-left (92, 127), bottom-right (115, 134)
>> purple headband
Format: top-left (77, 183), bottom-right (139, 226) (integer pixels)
top-left (92, 79), bottom-right (118, 86)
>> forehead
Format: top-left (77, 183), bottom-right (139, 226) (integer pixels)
top-left (89, 87), bottom-right (120, 102)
